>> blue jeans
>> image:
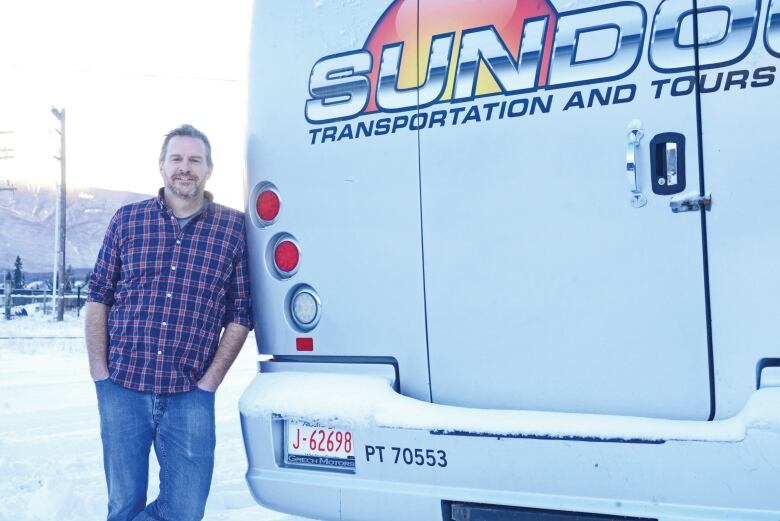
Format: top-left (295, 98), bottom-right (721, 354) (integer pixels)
top-left (95, 379), bottom-right (216, 521)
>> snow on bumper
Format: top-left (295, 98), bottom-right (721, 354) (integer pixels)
top-left (239, 372), bottom-right (780, 521)
top-left (240, 372), bottom-right (780, 442)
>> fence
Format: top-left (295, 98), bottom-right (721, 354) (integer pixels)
top-left (2, 289), bottom-right (86, 317)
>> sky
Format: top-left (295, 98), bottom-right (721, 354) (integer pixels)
top-left (0, 0), bottom-right (253, 210)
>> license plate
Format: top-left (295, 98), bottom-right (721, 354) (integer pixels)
top-left (284, 420), bottom-right (356, 471)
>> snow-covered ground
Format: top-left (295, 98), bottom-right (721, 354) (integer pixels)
top-left (0, 312), bottom-right (312, 521)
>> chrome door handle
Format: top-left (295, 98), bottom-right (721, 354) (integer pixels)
top-left (665, 142), bottom-right (678, 186)
top-left (626, 127), bottom-right (647, 208)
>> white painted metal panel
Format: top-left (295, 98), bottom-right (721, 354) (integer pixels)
top-left (698, 0), bottom-right (780, 418)
top-left (246, 0), bottom-right (430, 400)
top-left (418, 0), bottom-right (711, 419)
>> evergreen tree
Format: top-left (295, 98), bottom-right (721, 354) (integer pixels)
top-left (12, 256), bottom-right (24, 289)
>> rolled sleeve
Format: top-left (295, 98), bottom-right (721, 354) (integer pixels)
top-left (223, 232), bottom-right (254, 330)
top-left (88, 210), bottom-right (122, 306)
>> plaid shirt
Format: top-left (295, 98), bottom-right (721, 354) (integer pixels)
top-left (88, 189), bottom-right (253, 393)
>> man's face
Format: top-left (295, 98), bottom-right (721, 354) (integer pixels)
top-left (159, 136), bottom-right (212, 200)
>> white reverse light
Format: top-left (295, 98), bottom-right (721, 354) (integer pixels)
top-left (290, 287), bottom-right (321, 330)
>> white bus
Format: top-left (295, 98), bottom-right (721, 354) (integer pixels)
top-left (239, 1), bottom-right (780, 519)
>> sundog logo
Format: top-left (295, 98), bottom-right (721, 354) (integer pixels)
top-left (306, 0), bottom-right (780, 144)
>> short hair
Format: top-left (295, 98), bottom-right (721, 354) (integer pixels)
top-left (159, 124), bottom-right (213, 168)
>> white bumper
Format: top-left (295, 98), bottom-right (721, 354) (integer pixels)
top-left (240, 372), bottom-right (780, 521)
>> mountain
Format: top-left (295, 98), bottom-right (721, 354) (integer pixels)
top-left (0, 183), bottom-right (152, 273)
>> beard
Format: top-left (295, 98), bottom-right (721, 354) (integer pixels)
top-left (166, 174), bottom-right (204, 200)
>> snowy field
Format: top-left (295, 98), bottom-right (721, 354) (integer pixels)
top-left (0, 312), bottom-right (312, 521)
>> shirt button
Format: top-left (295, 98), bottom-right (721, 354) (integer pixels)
top-left (157, 350), bottom-right (162, 355)
top-left (166, 293), bottom-right (172, 298)
top-left (176, 240), bottom-right (181, 245)
top-left (162, 321), bottom-right (167, 326)
top-left (171, 265), bottom-right (176, 271)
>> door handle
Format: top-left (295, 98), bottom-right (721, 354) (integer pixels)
top-left (626, 127), bottom-right (647, 208)
top-left (665, 142), bottom-right (678, 187)
top-left (650, 132), bottom-right (686, 196)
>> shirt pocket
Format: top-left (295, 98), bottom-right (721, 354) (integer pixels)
top-left (121, 233), bottom-right (172, 282)
top-left (195, 244), bottom-right (234, 295)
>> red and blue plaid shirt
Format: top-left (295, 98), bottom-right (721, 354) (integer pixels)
top-left (88, 189), bottom-right (253, 393)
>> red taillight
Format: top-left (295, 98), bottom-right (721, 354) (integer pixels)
top-left (274, 240), bottom-right (300, 274)
top-left (256, 189), bottom-right (280, 223)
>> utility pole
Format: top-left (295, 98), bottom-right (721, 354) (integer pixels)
top-left (4, 272), bottom-right (12, 320)
top-left (0, 131), bottom-right (16, 206)
top-left (0, 130), bottom-right (13, 160)
top-left (0, 180), bottom-right (15, 202)
top-left (51, 107), bottom-right (66, 321)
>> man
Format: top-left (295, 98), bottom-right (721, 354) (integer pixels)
top-left (86, 124), bottom-right (252, 521)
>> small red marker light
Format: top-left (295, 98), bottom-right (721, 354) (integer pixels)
top-left (274, 240), bottom-right (300, 275)
top-left (296, 337), bottom-right (314, 351)
top-left (256, 189), bottom-right (280, 223)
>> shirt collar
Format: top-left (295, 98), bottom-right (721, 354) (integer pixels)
top-left (156, 187), bottom-right (214, 217)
